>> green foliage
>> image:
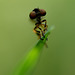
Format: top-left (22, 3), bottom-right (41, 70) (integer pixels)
top-left (13, 26), bottom-right (54, 75)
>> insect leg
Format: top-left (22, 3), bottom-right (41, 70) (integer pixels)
top-left (42, 19), bottom-right (48, 29)
top-left (33, 26), bottom-right (43, 39)
top-left (38, 27), bottom-right (45, 38)
top-left (35, 23), bottom-right (45, 38)
top-left (41, 19), bottom-right (48, 40)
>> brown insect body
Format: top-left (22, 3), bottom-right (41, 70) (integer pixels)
top-left (29, 8), bottom-right (48, 40)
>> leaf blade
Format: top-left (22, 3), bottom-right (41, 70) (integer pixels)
top-left (13, 26), bottom-right (54, 75)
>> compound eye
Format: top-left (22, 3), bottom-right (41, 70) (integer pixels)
top-left (29, 11), bottom-right (37, 19)
top-left (39, 9), bottom-right (46, 16)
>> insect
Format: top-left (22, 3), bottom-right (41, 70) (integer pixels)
top-left (29, 8), bottom-right (48, 40)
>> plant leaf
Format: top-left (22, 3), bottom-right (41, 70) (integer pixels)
top-left (12, 26), bottom-right (54, 75)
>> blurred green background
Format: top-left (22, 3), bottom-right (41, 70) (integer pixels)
top-left (0, 0), bottom-right (75, 75)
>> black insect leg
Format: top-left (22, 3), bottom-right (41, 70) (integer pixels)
top-left (33, 26), bottom-right (43, 40)
top-left (35, 23), bottom-right (45, 38)
top-left (38, 27), bottom-right (45, 38)
top-left (42, 19), bottom-right (48, 32)
top-left (41, 19), bottom-right (48, 40)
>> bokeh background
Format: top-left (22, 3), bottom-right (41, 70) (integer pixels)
top-left (0, 0), bottom-right (75, 75)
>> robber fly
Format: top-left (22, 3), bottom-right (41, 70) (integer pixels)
top-left (29, 8), bottom-right (48, 40)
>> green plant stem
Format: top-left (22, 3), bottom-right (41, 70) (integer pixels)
top-left (13, 26), bottom-right (54, 75)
